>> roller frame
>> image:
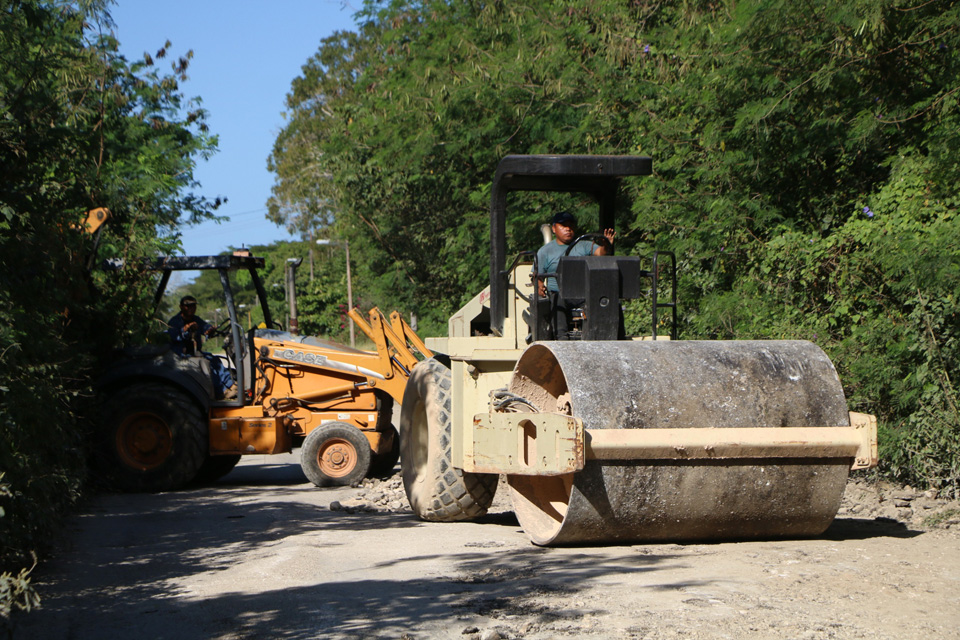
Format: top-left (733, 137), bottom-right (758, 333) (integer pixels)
top-left (466, 411), bottom-right (878, 475)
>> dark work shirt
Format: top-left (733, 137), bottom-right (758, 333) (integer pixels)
top-left (167, 312), bottom-right (212, 356)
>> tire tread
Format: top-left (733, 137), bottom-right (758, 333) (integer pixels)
top-left (400, 358), bottom-right (497, 522)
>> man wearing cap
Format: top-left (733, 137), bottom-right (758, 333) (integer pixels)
top-left (536, 211), bottom-right (615, 338)
top-left (168, 295), bottom-right (237, 399)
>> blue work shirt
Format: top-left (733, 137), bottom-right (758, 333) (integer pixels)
top-left (536, 239), bottom-right (597, 293)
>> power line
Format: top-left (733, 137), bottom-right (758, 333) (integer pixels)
top-left (221, 207), bottom-right (269, 219)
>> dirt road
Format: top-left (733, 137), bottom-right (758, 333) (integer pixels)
top-left (11, 454), bottom-right (960, 640)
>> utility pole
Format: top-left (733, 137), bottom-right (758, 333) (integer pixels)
top-left (344, 239), bottom-right (354, 348)
top-left (286, 257), bottom-right (303, 335)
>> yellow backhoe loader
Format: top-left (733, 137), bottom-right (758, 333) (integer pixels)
top-left (96, 253), bottom-right (431, 492)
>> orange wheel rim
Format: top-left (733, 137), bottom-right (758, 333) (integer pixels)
top-left (116, 412), bottom-right (173, 471)
top-left (316, 438), bottom-right (358, 478)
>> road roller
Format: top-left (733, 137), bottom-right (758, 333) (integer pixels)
top-left (399, 155), bottom-right (878, 545)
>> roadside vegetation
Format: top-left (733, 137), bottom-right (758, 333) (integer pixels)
top-left (0, 0), bottom-right (221, 622)
top-left (1, 0), bottom-right (958, 624)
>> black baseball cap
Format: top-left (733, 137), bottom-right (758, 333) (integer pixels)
top-left (551, 211), bottom-right (576, 226)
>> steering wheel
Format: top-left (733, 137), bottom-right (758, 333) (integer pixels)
top-left (563, 233), bottom-right (608, 256)
top-left (209, 317), bottom-right (232, 338)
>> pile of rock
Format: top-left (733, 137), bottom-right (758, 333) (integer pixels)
top-left (838, 477), bottom-right (960, 531)
top-left (328, 473), bottom-right (411, 514)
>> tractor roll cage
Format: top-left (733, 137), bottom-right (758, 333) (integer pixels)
top-left (141, 254), bottom-right (273, 330)
top-left (489, 155), bottom-right (653, 336)
top-left (105, 253), bottom-right (272, 408)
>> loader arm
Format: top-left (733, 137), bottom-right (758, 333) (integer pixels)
top-left (255, 308), bottom-right (432, 410)
top-left (389, 310), bottom-right (433, 364)
top-left (258, 339), bottom-right (402, 403)
top-left (349, 307), bottom-right (433, 385)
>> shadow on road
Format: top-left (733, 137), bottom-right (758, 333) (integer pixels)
top-left (823, 516), bottom-right (923, 540)
top-left (11, 459), bottom-right (695, 639)
top-left (146, 550), bottom-right (689, 639)
top-left (27, 459), bottom-right (924, 639)
top-left (20, 546), bottom-right (686, 639)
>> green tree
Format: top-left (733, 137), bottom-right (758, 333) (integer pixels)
top-left (624, 0), bottom-right (960, 491)
top-left (270, 1), bottom-right (652, 331)
top-left (0, 0), bottom-right (220, 618)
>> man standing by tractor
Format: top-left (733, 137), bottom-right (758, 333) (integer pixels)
top-left (536, 211), bottom-right (616, 338)
top-left (167, 295), bottom-right (237, 399)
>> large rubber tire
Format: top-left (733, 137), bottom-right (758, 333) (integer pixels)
top-left (96, 382), bottom-right (207, 492)
top-left (301, 422), bottom-right (371, 487)
top-left (399, 357), bottom-right (498, 521)
top-left (193, 454), bottom-right (242, 484)
top-left (368, 426), bottom-right (400, 478)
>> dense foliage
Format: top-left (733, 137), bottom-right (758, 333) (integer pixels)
top-left (0, 0), bottom-right (220, 619)
top-left (270, 0), bottom-right (960, 492)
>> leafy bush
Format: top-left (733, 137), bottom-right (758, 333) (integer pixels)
top-left (691, 154), bottom-right (960, 494)
top-left (0, 476), bottom-right (38, 627)
top-left (0, 0), bottom-right (220, 617)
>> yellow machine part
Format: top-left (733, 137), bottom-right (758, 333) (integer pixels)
top-left (209, 412), bottom-right (393, 456)
top-left (211, 368), bottom-right (388, 456)
top-left (257, 339), bottom-right (403, 404)
top-left (209, 416), bottom-right (290, 455)
top-left (198, 307), bottom-right (423, 491)
top-left (503, 340), bottom-right (870, 545)
top-left (213, 310), bottom-right (429, 461)
top-left (72, 207), bottom-right (111, 234)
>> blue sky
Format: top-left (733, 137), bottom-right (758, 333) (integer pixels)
top-left (111, 1), bottom-right (359, 257)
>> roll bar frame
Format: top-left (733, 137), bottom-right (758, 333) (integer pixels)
top-left (488, 155), bottom-right (653, 335)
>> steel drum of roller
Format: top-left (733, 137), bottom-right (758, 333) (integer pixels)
top-left (506, 340), bottom-right (853, 546)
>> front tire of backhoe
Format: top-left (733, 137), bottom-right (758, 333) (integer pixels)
top-left (301, 422), bottom-right (371, 487)
top-left (400, 357), bottom-right (497, 521)
top-left (97, 382), bottom-right (207, 492)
